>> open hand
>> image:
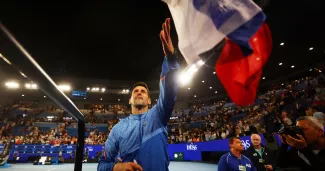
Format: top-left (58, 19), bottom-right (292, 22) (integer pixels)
top-left (160, 18), bottom-right (174, 57)
top-left (113, 162), bottom-right (143, 171)
top-left (283, 134), bottom-right (307, 150)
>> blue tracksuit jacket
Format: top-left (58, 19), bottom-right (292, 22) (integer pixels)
top-left (218, 152), bottom-right (257, 171)
top-left (97, 55), bottom-right (179, 171)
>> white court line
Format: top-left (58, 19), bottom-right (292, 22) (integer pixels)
top-left (46, 168), bottom-right (57, 171)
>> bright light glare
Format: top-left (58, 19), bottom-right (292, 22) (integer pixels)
top-left (262, 77), bottom-right (265, 80)
top-left (188, 64), bottom-right (198, 73)
top-left (215, 91), bottom-right (218, 94)
top-left (0, 53), bottom-right (12, 65)
top-left (25, 83), bottom-right (37, 89)
top-left (210, 87), bottom-right (212, 89)
top-left (309, 47), bottom-right (313, 50)
top-left (87, 87), bottom-right (90, 90)
top-left (279, 63), bottom-right (283, 66)
top-left (179, 72), bottom-right (192, 86)
top-left (5, 82), bottom-right (19, 89)
top-left (101, 88), bottom-right (106, 92)
top-left (213, 72), bottom-right (216, 74)
top-left (291, 65), bottom-right (295, 68)
top-left (58, 84), bottom-right (71, 91)
top-left (179, 60), bottom-right (205, 86)
top-left (91, 87), bottom-right (100, 92)
top-left (280, 42), bottom-right (284, 46)
top-left (197, 60), bottom-right (205, 66)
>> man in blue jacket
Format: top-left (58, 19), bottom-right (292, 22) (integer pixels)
top-left (98, 18), bottom-right (179, 171)
top-left (218, 137), bottom-right (257, 171)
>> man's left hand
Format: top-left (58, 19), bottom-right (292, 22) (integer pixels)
top-left (160, 18), bottom-right (174, 57)
top-left (283, 134), bottom-right (307, 150)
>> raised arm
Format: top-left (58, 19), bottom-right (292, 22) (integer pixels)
top-left (154, 18), bottom-right (180, 126)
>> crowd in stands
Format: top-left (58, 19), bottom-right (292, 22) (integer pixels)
top-left (0, 74), bottom-right (324, 146)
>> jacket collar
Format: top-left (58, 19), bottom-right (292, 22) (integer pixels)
top-left (129, 113), bottom-right (146, 120)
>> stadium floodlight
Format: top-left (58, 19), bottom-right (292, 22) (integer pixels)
top-left (91, 87), bottom-right (100, 92)
top-left (210, 86), bottom-right (212, 89)
top-left (280, 42), bottom-right (284, 46)
top-left (179, 71), bottom-right (193, 86)
top-left (126, 89), bottom-right (129, 93)
top-left (197, 59), bottom-right (205, 66)
top-left (25, 83), bottom-right (37, 89)
top-left (5, 81), bottom-right (19, 89)
top-left (291, 65), bottom-right (295, 68)
top-left (215, 91), bottom-right (218, 94)
top-left (58, 84), bottom-right (71, 92)
top-left (179, 59), bottom-right (205, 86)
top-left (101, 88), bottom-right (106, 92)
top-left (86, 87), bottom-right (90, 91)
top-left (309, 47), bottom-right (313, 50)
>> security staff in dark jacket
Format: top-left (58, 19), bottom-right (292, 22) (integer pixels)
top-left (277, 116), bottom-right (325, 171)
top-left (244, 134), bottom-right (276, 171)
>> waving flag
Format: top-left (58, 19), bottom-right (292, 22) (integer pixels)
top-left (216, 23), bottom-right (272, 106)
top-left (164, 0), bottom-right (272, 106)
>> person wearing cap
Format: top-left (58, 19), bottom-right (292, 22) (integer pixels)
top-left (98, 18), bottom-right (179, 171)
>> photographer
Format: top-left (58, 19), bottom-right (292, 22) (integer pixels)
top-left (277, 116), bottom-right (325, 171)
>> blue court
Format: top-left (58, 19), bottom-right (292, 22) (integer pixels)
top-left (1, 162), bottom-right (218, 171)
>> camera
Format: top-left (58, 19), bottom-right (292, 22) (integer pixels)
top-left (278, 126), bottom-right (303, 138)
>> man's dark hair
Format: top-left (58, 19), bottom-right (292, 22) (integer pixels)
top-left (132, 82), bottom-right (150, 96)
top-left (229, 137), bottom-right (240, 145)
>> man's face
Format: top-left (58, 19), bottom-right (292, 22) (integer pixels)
top-left (297, 119), bottom-right (323, 144)
top-left (251, 134), bottom-right (261, 147)
top-left (231, 139), bottom-right (244, 152)
top-left (129, 86), bottom-right (151, 108)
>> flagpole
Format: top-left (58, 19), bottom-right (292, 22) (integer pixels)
top-left (0, 23), bottom-right (85, 171)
